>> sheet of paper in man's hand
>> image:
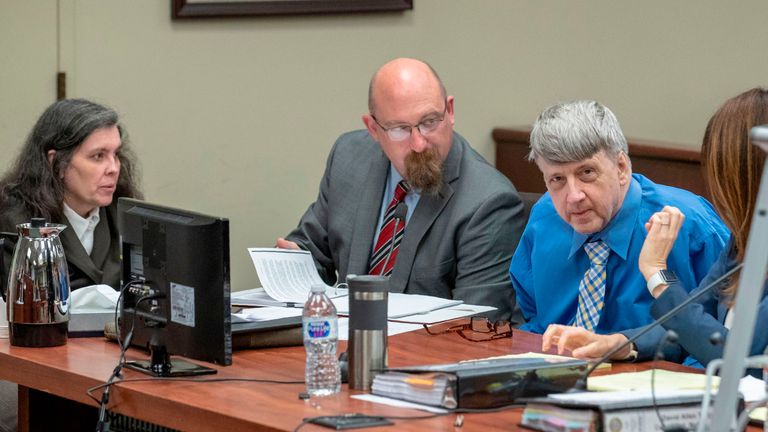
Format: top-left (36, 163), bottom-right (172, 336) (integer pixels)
top-left (246, 248), bottom-right (347, 303)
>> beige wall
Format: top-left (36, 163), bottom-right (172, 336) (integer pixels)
top-left (1, 0), bottom-right (767, 290)
top-left (0, 2), bottom-right (58, 161)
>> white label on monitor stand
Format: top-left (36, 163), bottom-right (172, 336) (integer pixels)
top-left (170, 282), bottom-right (195, 327)
top-left (130, 245), bottom-right (144, 277)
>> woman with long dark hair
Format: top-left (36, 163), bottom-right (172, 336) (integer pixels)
top-left (639, 87), bottom-right (768, 374)
top-left (0, 98), bottom-right (142, 291)
top-left (0, 99), bottom-right (143, 432)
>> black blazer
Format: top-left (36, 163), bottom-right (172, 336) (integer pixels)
top-left (0, 199), bottom-right (121, 292)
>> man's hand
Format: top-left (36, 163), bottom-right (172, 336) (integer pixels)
top-left (275, 237), bottom-right (300, 250)
top-left (542, 324), bottom-right (631, 361)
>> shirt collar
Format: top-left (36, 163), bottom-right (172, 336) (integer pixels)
top-left (62, 203), bottom-right (100, 240)
top-left (388, 165), bottom-right (405, 191)
top-left (388, 165), bottom-right (421, 198)
top-left (568, 175), bottom-right (640, 260)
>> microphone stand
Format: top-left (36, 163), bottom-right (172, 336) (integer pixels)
top-left (571, 262), bottom-right (744, 390)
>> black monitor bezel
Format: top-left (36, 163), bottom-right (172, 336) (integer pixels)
top-left (117, 197), bottom-right (231, 367)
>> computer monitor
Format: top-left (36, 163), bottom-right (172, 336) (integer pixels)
top-left (117, 197), bottom-right (231, 377)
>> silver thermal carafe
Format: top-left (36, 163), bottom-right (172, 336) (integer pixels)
top-left (347, 275), bottom-right (388, 390)
top-left (7, 218), bottom-right (70, 347)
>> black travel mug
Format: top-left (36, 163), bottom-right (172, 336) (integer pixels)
top-left (347, 275), bottom-right (388, 390)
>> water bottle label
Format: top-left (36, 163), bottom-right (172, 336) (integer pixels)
top-left (303, 317), bottom-right (338, 340)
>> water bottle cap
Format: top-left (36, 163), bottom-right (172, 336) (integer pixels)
top-left (310, 284), bottom-right (326, 293)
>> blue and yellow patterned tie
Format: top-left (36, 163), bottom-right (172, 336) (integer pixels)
top-left (575, 241), bottom-right (610, 332)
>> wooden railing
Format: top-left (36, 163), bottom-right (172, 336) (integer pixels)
top-left (493, 127), bottom-right (710, 200)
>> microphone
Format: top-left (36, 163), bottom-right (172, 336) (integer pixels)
top-left (709, 332), bottom-right (724, 347)
top-left (651, 330), bottom-right (681, 432)
top-left (654, 330), bottom-right (679, 361)
top-left (570, 262), bottom-right (744, 391)
top-left (380, 202), bottom-right (408, 276)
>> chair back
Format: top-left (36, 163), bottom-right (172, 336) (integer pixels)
top-left (518, 191), bottom-right (543, 225)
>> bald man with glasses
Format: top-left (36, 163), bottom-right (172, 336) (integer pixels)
top-left (277, 58), bottom-right (525, 321)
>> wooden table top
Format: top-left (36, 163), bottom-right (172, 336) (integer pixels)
top-left (0, 326), bottom-right (709, 431)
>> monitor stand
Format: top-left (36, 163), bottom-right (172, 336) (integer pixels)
top-left (125, 332), bottom-right (217, 377)
top-left (125, 321), bottom-right (216, 377)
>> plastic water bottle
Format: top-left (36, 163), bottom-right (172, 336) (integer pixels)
top-left (303, 284), bottom-right (341, 396)
top-left (0, 296), bottom-right (8, 338)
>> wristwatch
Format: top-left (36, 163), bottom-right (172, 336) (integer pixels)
top-left (625, 342), bottom-right (638, 362)
top-left (646, 269), bottom-right (679, 294)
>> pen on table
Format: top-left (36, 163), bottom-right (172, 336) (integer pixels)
top-left (284, 302), bottom-right (301, 308)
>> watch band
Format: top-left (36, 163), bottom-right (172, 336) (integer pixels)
top-left (646, 269), bottom-right (679, 294)
top-left (625, 342), bottom-right (638, 362)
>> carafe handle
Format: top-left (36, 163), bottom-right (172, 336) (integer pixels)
top-left (0, 232), bottom-right (18, 302)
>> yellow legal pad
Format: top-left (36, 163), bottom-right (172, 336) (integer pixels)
top-left (588, 369), bottom-right (720, 392)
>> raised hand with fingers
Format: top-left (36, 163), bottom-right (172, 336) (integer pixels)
top-left (639, 206), bottom-right (685, 297)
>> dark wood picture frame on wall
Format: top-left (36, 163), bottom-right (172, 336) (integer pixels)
top-left (172, 0), bottom-right (413, 19)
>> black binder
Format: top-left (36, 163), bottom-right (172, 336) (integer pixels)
top-left (520, 391), bottom-right (716, 432)
top-left (231, 315), bottom-right (302, 349)
top-left (372, 357), bottom-right (588, 409)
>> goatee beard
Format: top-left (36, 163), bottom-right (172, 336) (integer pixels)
top-left (404, 147), bottom-right (443, 194)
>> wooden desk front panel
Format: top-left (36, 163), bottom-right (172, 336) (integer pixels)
top-left (493, 127), bottom-right (710, 200)
top-left (0, 330), bottom-right (701, 432)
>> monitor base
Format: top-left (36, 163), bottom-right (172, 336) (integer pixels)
top-left (125, 359), bottom-right (216, 377)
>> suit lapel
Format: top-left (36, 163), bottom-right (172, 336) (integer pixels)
top-left (60, 216), bottom-right (102, 284)
top-left (389, 134), bottom-right (463, 293)
top-left (89, 207), bottom-right (111, 271)
top-left (346, 151), bottom-right (390, 277)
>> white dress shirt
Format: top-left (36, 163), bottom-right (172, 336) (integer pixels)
top-left (62, 203), bottom-right (100, 255)
top-left (724, 308), bottom-right (734, 330)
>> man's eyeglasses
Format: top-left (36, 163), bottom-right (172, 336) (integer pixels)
top-left (423, 316), bottom-right (513, 342)
top-left (371, 102), bottom-right (448, 142)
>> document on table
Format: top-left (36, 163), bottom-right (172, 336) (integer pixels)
top-left (232, 307), bottom-right (303, 323)
top-left (739, 375), bottom-right (767, 403)
top-left (232, 288), bottom-right (306, 308)
top-left (587, 369), bottom-right (719, 392)
top-left (332, 293), bottom-right (463, 319)
top-left (244, 248), bottom-right (347, 304)
top-left (337, 318), bottom-right (422, 341)
top-left (545, 388), bottom-right (708, 408)
top-left (389, 304), bottom-right (496, 324)
top-left (477, 352), bottom-right (611, 371)
top-left (586, 369), bottom-right (768, 399)
top-left (351, 394), bottom-right (449, 414)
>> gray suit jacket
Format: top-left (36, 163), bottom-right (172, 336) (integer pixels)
top-left (286, 130), bottom-right (525, 322)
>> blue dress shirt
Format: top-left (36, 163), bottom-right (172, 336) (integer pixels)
top-left (510, 174), bottom-right (729, 359)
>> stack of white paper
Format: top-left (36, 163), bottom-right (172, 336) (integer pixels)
top-left (332, 293), bottom-right (462, 319)
top-left (239, 247), bottom-right (496, 326)
top-left (239, 248), bottom-right (347, 306)
top-left (371, 371), bottom-right (453, 407)
top-left (232, 306), bottom-right (303, 323)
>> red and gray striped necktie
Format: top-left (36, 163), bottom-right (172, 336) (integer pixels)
top-left (368, 181), bottom-right (410, 276)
